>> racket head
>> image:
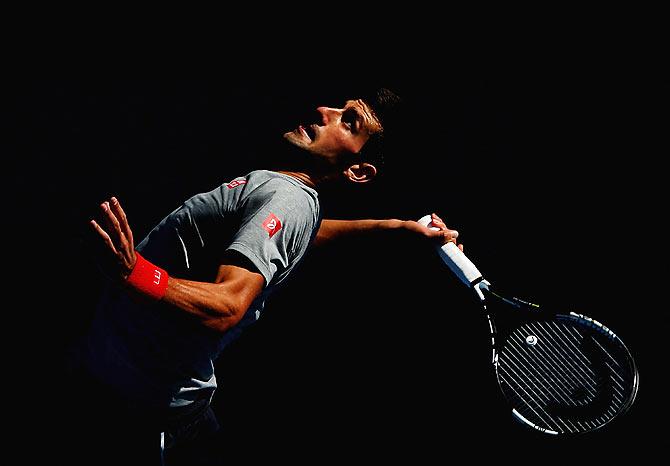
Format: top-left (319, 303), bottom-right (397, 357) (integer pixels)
top-left (491, 309), bottom-right (639, 435)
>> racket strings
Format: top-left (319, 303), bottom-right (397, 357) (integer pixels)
top-left (591, 337), bottom-right (630, 409)
top-left (508, 330), bottom-right (589, 401)
top-left (497, 366), bottom-right (579, 433)
top-left (497, 356), bottom-right (578, 433)
top-left (497, 320), bottom-right (636, 434)
top-left (508, 331), bottom-right (584, 401)
top-left (500, 332), bottom-right (588, 433)
top-left (503, 324), bottom-right (601, 433)
top-left (505, 336), bottom-right (584, 408)
top-left (512, 325), bottom-right (597, 406)
top-left (529, 322), bottom-right (599, 396)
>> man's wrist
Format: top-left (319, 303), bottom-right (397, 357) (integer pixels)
top-left (126, 252), bottom-right (169, 300)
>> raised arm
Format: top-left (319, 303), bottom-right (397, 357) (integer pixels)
top-left (314, 218), bottom-right (404, 246)
top-left (90, 197), bottom-right (264, 334)
top-left (314, 215), bottom-right (462, 249)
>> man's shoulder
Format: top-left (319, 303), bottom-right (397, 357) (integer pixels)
top-left (241, 171), bottom-right (319, 224)
top-left (247, 170), bottom-right (297, 185)
top-left (246, 170), bottom-right (316, 199)
top-left (246, 169), bottom-right (288, 185)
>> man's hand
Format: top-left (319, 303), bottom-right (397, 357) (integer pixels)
top-left (403, 213), bottom-right (464, 252)
top-left (89, 197), bottom-right (137, 280)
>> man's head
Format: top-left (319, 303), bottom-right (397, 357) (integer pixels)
top-left (283, 88), bottom-right (401, 184)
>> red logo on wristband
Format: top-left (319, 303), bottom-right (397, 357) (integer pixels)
top-left (262, 213), bottom-right (282, 238)
top-left (127, 253), bottom-right (169, 301)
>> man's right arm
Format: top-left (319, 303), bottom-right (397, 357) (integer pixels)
top-left (162, 258), bottom-right (265, 333)
top-left (91, 197), bottom-right (264, 333)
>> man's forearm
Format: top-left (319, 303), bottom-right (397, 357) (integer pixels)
top-left (124, 256), bottom-right (264, 334)
top-left (314, 218), bottom-right (406, 247)
top-left (160, 277), bottom-right (246, 333)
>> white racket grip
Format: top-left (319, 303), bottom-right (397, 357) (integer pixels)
top-left (417, 215), bottom-right (484, 288)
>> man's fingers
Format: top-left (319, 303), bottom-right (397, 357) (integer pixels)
top-left (110, 197), bottom-right (133, 247)
top-left (90, 220), bottom-right (119, 255)
top-left (101, 201), bottom-right (126, 247)
top-left (444, 229), bottom-right (458, 240)
top-left (431, 213), bottom-right (445, 224)
top-left (430, 214), bottom-right (448, 231)
top-left (424, 215), bottom-right (462, 250)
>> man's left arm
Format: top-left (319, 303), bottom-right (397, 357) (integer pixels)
top-left (314, 214), bottom-right (462, 249)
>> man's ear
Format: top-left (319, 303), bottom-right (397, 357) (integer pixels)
top-left (343, 163), bottom-right (377, 183)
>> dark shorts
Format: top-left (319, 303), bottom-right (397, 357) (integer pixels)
top-left (57, 363), bottom-right (220, 465)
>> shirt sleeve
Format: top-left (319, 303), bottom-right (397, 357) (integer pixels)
top-left (226, 181), bottom-right (315, 287)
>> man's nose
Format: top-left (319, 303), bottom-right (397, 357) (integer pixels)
top-left (316, 107), bottom-right (341, 125)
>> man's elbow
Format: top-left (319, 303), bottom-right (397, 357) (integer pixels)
top-left (206, 297), bottom-right (250, 333)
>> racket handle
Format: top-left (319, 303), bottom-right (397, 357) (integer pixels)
top-left (417, 215), bottom-right (485, 288)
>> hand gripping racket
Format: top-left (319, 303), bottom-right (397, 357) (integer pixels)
top-left (418, 215), bottom-right (639, 435)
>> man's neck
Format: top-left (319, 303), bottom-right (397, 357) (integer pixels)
top-left (277, 171), bottom-right (324, 189)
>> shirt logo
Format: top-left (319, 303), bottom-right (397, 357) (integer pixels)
top-left (227, 179), bottom-right (247, 189)
top-left (262, 213), bottom-right (282, 238)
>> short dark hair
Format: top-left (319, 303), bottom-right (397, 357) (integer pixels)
top-left (358, 87), bottom-right (403, 172)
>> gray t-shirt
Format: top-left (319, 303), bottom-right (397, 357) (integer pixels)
top-left (83, 170), bottom-right (320, 412)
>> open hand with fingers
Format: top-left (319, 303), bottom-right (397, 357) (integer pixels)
top-left (403, 213), bottom-right (464, 252)
top-left (89, 197), bottom-right (137, 281)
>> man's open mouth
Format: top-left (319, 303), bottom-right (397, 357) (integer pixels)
top-left (299, 124), bottom-right (317, 143)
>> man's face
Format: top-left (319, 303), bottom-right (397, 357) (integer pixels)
top-left (283, 99), bottom-right (383, 164)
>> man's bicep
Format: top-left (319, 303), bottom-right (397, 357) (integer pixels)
top-left (215, 251), bottom-right (266, 312)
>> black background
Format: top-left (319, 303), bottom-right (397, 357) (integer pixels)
top-left (8, 63), bottom-right (661, 462)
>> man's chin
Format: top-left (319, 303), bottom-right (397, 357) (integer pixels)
top-left (267, 137), bottom-right (314, 170)
top-left (283, 133), bottom-right (310, 151)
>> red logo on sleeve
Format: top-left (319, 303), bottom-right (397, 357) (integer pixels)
top-left (262, 213), bottom-right (282, 238)
top-left (227, 179), bottom-right (247, 189)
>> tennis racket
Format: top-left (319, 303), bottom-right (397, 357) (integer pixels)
top-left (417, 215), bottom-right (639, 435)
